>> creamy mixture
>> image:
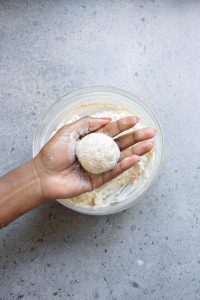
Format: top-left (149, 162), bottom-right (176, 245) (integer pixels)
top-left (55, 104), bottom-right (154, 208)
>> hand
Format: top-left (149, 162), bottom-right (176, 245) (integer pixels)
top-left (33, 116), bottom-right (156, 201)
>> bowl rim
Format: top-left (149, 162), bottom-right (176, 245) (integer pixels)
top-left (33, 86), bottom-right (164, 215)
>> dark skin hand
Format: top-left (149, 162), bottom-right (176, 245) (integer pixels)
top-left (33, 116), bottom-right (156, 199)
top-left (0, 116), bottom-right (156, 226)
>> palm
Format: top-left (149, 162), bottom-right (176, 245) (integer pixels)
top-left (34, 116), bottom-right (156, 200)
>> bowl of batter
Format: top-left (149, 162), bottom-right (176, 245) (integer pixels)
top-left (33, 86), bottom-right (164, 215)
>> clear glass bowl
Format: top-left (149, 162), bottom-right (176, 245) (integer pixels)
top-left (33, 86), bottom-right (164, 215)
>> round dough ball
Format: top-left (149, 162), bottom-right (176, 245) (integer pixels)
top-left (76, 133), bottom-right (120, 174)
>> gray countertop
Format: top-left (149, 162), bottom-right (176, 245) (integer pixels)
top-left (1, 1), bottom-right (200, 299)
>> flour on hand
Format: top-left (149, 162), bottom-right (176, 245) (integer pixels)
top-left (56, 104), bottom-right (154, 207)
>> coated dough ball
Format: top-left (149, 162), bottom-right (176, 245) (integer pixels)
top-left (76, 133), bottom-right (120, 174)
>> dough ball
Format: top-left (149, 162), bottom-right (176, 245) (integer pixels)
top-left (76, 133), bottom-right (120, 174)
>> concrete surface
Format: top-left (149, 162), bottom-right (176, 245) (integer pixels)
top-left (1, 0), bottom-right (200, 299)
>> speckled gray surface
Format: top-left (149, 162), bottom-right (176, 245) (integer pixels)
top-left (1, 1), bottom-right (200, 299)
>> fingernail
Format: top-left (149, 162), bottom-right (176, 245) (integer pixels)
top-left (149, 140), bottom-right (155, 146)
top-left (137, 156), bottom-right (143, 161)
top-left (154, 129), bottom-right (157, 134)
top-left (99, 117), bottom-right (112, 120)
top-left (135, 116), bottom-right (139, 122)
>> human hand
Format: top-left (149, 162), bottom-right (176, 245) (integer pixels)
top-left (33, 116), bottom-right (156, 201)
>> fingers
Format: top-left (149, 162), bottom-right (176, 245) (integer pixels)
top-left (120, 140), bottom-right (154, 160)
top-left (100, 155), bottom-right (141, 185)
top-left (58, 116), bottom-right (111, 139)
top-left (100, 140), bottom-right (155, 186)
top-left (97, 116), bottom-right (138, 137)
top-left (116, 128), bottom-right (156, 150)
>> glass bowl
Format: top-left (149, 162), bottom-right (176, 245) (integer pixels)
top-left (33, 86), bottom-right (164, 215)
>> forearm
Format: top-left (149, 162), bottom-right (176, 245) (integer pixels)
top-left (0, 160), bottom-right (44, 227)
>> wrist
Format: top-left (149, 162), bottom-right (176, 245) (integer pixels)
top-left (30, 159), bottom-right (46, 204)
top-left (0, 160), bottom-right (46, 226)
